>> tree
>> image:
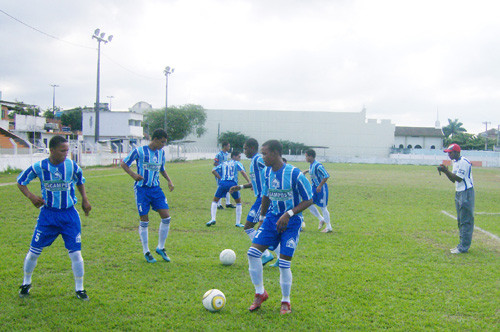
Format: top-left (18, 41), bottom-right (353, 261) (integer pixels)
top-left (218, 131), bottom-right (249, 151)
top-left (442, 118), bottom-right (467, 138)
top-left (43, 109), bottom-right (55, 119)
top-left (444, 132), bottom-right (496, 151)
top-left (280, 140), bottom-right (310, 155)
top-left (61, 108), bottom-right (83, 131)
top-left (143, 104), bottom-right (207, 142)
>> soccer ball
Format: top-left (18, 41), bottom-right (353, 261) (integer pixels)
top-left (202, 289), bottom-right (226, 312)
top-left (219, 249), bottom-right (236, 266)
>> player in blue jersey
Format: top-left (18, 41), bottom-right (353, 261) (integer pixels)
top-left (17, 136), bottom-right (92, 300)
top-left (230, 138), bottom-right (279, 266)
top-left (207, 150), bottom-right (250, 227)
top-left (247, 140), bottom-right (313, 314)
top-left (121, 129), bottom-right (175, 263)
top-left (303, 149), bottom-right (333, 233)
top-left (214, 141), bottom-right (235, 209)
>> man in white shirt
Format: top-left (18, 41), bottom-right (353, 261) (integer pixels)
top-left (437, 143), bottom-right (475, 254)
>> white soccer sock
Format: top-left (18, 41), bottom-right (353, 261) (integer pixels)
top-left (247, 247), bottom-right (264, 294)
top-left (226, 193), bottom-right (231, 205)
top-left (158, 217), bottom-right (171, 250)
top-left (139, 221), bottom-right (149, 254)
top-left (23, 250), bottom-right (40, 285)
top-left (321, 206), bottom-right (331, 228)
top-left (245, 228), bottom-right (256, 241)
top-left (211, 202), bottom-right (218, 220)
top-left (309, 205), bottom-right (323, 222)
top-left (235, 203), bottom-right (242, 225)
top-left (69, 251), bottom-right (84, 291)
top-left (279, 260), bottom-right (292, 302)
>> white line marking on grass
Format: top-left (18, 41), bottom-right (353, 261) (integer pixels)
top-left (0, 182), bottom-right (16, 187)
top-left (475, 212), bottom-right (500, 215)
top-left (441, 210), bottom-right (500, 242)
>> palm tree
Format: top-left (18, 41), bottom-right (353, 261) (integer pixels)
top-left (442, 118), bottom-right (467, 138)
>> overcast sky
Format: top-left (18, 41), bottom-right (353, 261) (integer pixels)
top-left (1, 0), bottom-right (499, 134)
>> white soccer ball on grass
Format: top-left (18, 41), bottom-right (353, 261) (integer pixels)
top-left (202, 289), bottom-right (226, 312)
top-left (219, 249), bottom-right (236, 266)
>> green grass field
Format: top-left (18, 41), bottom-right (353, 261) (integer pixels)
top-left (0, 161), bottom-right (499, 331)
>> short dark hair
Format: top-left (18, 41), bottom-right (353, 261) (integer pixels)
top-left (231, 150), bottom-right (241, 158)
top-left (49, 136), bottom-right (68, 149)
top-left (282, 157), bottom-right (287, 163)
top-left (245, 138), bottom-right (259, 150)
top-left (262, 140), bottom-right (282, 156)
top-left (305, 149), bottom-right (316, 158)
top-left (152, 128), bottom-right (168, 140)
top-left (222, 141), bottom-right (230, 148)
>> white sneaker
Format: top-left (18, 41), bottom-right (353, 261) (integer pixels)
top-left (318, 219), bottom-right (325, 230)
top-left (321, 227), bottom-right (333, 233)
top-left (450, 248), bottom-right (461, 254)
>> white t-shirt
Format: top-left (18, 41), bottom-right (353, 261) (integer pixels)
top-left (452, 157), bottom-right (474, 192)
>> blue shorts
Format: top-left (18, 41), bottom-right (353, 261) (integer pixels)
top-left (134, 186), bottom-right (169, 216)
top-left (246, 196), bottom-right (262, 224)
top-left (312, 185), bottom-right (328, 207)
top-left (252, 213), bottom-right (302, 257)
top-left (31, 206), bottom-right (82, 252)
top-left (215, 180), bottom-right (241, 200)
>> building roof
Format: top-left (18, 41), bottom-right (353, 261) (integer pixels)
top-left (395, 126), bottom-right (444, 137)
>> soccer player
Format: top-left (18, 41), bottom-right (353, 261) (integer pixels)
top-left (437, 143), bottom-right (475, 254)
top-left (214, 141), bottom-right (235, 209)
top-left (303, 149), bottom-right (333, 233)
top-left (207, 150), bottom-right (250, 227)
top-left (230, 138), bottom-right (279, 266)
top-left (121, 129), bottom-right (175, 263)
top-left (247, 140), bottom-right (313, 314)
top-left (17, 136), bottom-right (92, 300)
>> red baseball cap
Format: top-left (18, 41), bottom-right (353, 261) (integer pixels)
top-left (444, 143), bottom-right (461, 153)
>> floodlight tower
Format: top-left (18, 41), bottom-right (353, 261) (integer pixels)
top-left (50, 84), bottom-right (59, 116)
top-left (92, 28), bottom-right (113, 143)
top-left (164, 66), bottom-right (175, 131)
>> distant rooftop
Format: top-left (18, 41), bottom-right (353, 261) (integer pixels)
top-left (395, 126), bottom-right (444, 137)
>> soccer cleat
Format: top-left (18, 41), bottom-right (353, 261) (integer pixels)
top-left (75, 290), bottom-right (89, 301)
top-left (226, 204), bottom-right (236, 209)
top-left (144, 251), bottom-right (157, 263)
top-left (249, 290), bottom-right (269, 311)
top-left (206, 220), bottom-right (216, 227)
top-left (318, 219), bottom-right (325, 230)
top-left (269, 259), bottom-right (280, 267)
top-left (217, 205), bottom-right (224, 210)
top-left (235, 223), bottom-right (244, 228)
top-left (155, 248), bottom-right (171, 262)
top-left (280, 301), bottom-right (292, 314)
top-left (450, 247), bottom-right (465, 254)
top-left (261, 252), bottom-right (274, 266)
top-left (19, 284), bottom-right (31, 298)
top-left (321, 227), bottom-right (333, 233)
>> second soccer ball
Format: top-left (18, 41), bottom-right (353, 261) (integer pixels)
top-left (219, 249), bottom-right (236, 266)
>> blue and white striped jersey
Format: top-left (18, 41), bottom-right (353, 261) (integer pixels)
top-left (17, 158), bottom-right (85, 209)
top-left (123, 146), bottom-right (165, 188)
top-left (262, 164), bottom-right (313, 216)
top-left (452, 157), bottom-right (474, 192)
top-left (214, 160), bottom-right (245, 183)
top-left (249, 153), bottom-right (266, 198)
top-left (309, 160), bottom-right (330, 187)
top-left (214, 150), bottom-right (229, 166)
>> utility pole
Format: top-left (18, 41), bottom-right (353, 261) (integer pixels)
top-left (51, 84), bottom-right (59, 116)
top-left (164, 66), bottom-right (174, 131)
top-left (482, 121), bottom-right (491, 150)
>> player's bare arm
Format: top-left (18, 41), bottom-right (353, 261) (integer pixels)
top-left (77, 184), bottom-right (92, 216)
top-left (302, 169), bottom-right (309, 175)
top-left (316, 178), bottom-right (328, 193)
top-left (212, 169), bottom-right (222, 180)
top-left (120, 162), bottom-right (144, 182)
top-left (276, 199), bottom-right (313, 233)
top-left (240, 170), bottom-right (251, 185)
top-left (437, 164), bottom-right (462, 183)
top-left (17, 183), bottom-right (45, 208)
top-left (161, 170), bottom-right (175, 191)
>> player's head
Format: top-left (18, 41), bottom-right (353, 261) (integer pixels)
top-left (49, 136), bottom-right (69, 163)
top-left (244, 138), bottom-right (259, 158)
top-left (282, 157), bottom-right (287, 163)
top-left (261, 140), bottom-right (283, 167)
top-left (151, 128), bottom-right (168, 150)
top-left (444, 143), bottom-right (460, 160)
top-left (305, 149), bottom-right (316, 163)
top-left (231, 150), bottom-right (241, 161)
top-left (221, 141), bottom-right (231, 152)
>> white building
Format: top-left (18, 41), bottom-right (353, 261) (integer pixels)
top-left (187, 107), bottom-right (395, 159)
top-left (82, 109), bottom-right (144, 151)
top-left (394, 126), bottom-right (444, 150)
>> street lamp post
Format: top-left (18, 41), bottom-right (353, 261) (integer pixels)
top-left (107, 95), bottom-right (114, 110)
top-left (51, 84), bottom-right (59, 116)
top-left (164, 66), bottom-right (174, 131)
top-left (92, 28), bottom-right (113, 143)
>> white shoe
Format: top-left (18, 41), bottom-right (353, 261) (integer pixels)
top-left (318, 219), bottom-right (325, 230)
top-left (321, 227), bottom-right (333, 233)
top-left (450, 247), bottom-right (461, 254)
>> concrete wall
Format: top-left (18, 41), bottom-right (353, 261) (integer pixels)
top-left (82, 110), bottom-right (143, 138)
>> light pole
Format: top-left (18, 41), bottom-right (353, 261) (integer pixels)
top-left (50, 84), bottom-right (59, 116)
top-left (482, 121), bottom-right (491, 150)
top-left (107, 95), bottom-right (114, 110)
top-left (164, 66), bottom-right (174, 131)
top-left (92, 28), bottom-right (113, 143)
